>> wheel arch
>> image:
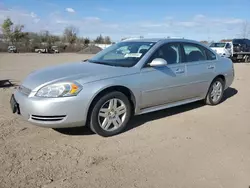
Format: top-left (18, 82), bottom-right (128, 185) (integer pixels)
top-left (213, 74), bottom-right (226, 85)
top-left (86, 85), bottom-right (136, 123)
top-left (206, 74), bottom-right (226, 97)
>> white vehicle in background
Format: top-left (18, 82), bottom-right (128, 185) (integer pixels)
top-left (34, 46), bottom-right (59, 54)
top-left (210, 42), bottom-right (233, 58)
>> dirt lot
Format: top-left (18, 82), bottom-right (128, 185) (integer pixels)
top-left (0, 53), bottom-right (250, 188)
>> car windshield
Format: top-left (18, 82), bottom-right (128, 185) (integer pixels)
top-left (88, 41), bottom-right (156, 67)
top-left (210, 43), bottom-right (226, 48)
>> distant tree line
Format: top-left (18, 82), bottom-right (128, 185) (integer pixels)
top-left (0, 18), bottom-right (112, 52)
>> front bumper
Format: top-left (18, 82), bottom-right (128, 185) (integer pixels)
top-left (13, 90), bottom-right (88, 128)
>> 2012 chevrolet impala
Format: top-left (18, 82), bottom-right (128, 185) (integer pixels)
top-left (10, 38), bottom-right (234, 137)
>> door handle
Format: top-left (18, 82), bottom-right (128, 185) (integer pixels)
top-left (207, 65), bottom-right (215, 69)
top-left (175, 68), bottom-right (185, 74)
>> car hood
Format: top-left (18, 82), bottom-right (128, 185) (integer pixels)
top-left (21, 62), bottom-right (136, 91)
top-left (211, 47), bottom-right (227, 54)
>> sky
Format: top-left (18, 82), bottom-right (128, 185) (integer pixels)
top-left (0, 0), bottom-right (249, 41)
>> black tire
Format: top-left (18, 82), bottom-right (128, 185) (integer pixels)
top-left (205, 78), bottom-right (225, 105)
top-left (89, 91), bottom-right (131, 137)
top-left (245, 55), bottom-right (250, 63)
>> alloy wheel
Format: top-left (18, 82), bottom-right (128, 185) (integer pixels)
top-left (211, 81), bottom-right (223, 103)
top-left (98, 98), bottom-right (127, 132)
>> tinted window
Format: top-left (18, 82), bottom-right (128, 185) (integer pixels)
top-left (148, 43), bottom-right (182, 65)
top-left (233, 39), bottom-right (245, 44)
top-left (183, 43), bottom-right (206, 62)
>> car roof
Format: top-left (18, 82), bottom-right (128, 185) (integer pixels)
top-left (121, 38), bottom-right (202, 44)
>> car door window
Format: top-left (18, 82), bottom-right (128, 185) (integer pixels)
top-left (147, 43), bottom-right (182, 66)
top-left (183, 43), bottom-right (206, 62)
top-left (205, 49), bottom-right (217, 60)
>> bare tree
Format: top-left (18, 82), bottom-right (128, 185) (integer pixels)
top-left (40, 30), bottom-right (50, 43)
top-left (63, 26), bottom-right (78, 44)
top-left (12, 25), bottom-right (27, 44)
top-left (1, 18), bottom-right (115, 52)
top-left (104, 36), bottom-right (111, 44)
top-left (94, 34), bottom-right (104, 44)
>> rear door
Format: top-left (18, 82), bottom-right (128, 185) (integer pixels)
top-left (182, 43), bottom-right (217, 98)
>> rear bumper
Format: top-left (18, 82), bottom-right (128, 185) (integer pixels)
top-left (225, 71), bottom-right (234, 89)
top-left (13, 90), bottom-right (88, 128)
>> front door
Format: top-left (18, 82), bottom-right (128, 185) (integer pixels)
top-left (139, 43), bottom-right (188, 109)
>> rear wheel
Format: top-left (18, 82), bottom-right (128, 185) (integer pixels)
top-left (205, 78), bottom-right (225, 105)
top-left (245, 55), bottom-right (250, 63)
top-left (89, 91), bottom-right (131, 137)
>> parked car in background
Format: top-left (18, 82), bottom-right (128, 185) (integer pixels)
top-left (210, 39), bottom-right (250, 62)
top-left (10, 38), bottom-right (234, 137)
top-left (34, 48), bottom-right (47, 53)
top-left (231, 38), bottom-right (250, 62)
top-left (210, 42), bottom-right (233, 58)
top-left (232, 39), bottom-right (250, 63)
top-left (232, 38), bottom-right (250, 52)
top-left (8, 46), bottom-right (17, 53)
top-left (51, 46), bottom-right (59, 53)
top-left (35, 46), bottom-right (59, 54)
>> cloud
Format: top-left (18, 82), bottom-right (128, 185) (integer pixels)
top-left (224, 18), bottom-right (244, 24)
top-left (194, 14), bottom-right (206, 21)
top-left (55, 19), bottom-right (69, 24)
top-left (30, 12), bottom-right (37, 18)
top-left (176, 21), bottom-right (198, 27)
top-left (65, 8), bottom-right (75, 13)
top-left (0, 9), bottom-right (40, 27)
top-left (0, 9), bottom-right (248, 41)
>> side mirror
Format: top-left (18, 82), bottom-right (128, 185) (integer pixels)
top-left (149, 58), bottom-right (168, 67)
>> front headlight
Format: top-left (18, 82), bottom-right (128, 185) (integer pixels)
top-left (36, 82), bottom-right (82, 98)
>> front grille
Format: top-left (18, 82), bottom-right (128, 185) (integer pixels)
top-left (18, 85), bottom-right (31, 96)
top-left (31, 115), bottom-right (66, 121)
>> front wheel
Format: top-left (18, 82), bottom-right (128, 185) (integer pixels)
top-left (205, 78), bottom-right (225, 105)
top-left (89, 91), bottom-right (131, 137)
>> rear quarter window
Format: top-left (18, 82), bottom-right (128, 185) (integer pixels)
top-left (205, 48), bottom-right (217, 60)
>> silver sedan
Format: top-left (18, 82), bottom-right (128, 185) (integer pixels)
top-left (10, 38), bottom-right (234, 137)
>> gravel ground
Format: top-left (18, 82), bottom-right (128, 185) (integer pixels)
top-left (0, 53), bottom-right (250, 188)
